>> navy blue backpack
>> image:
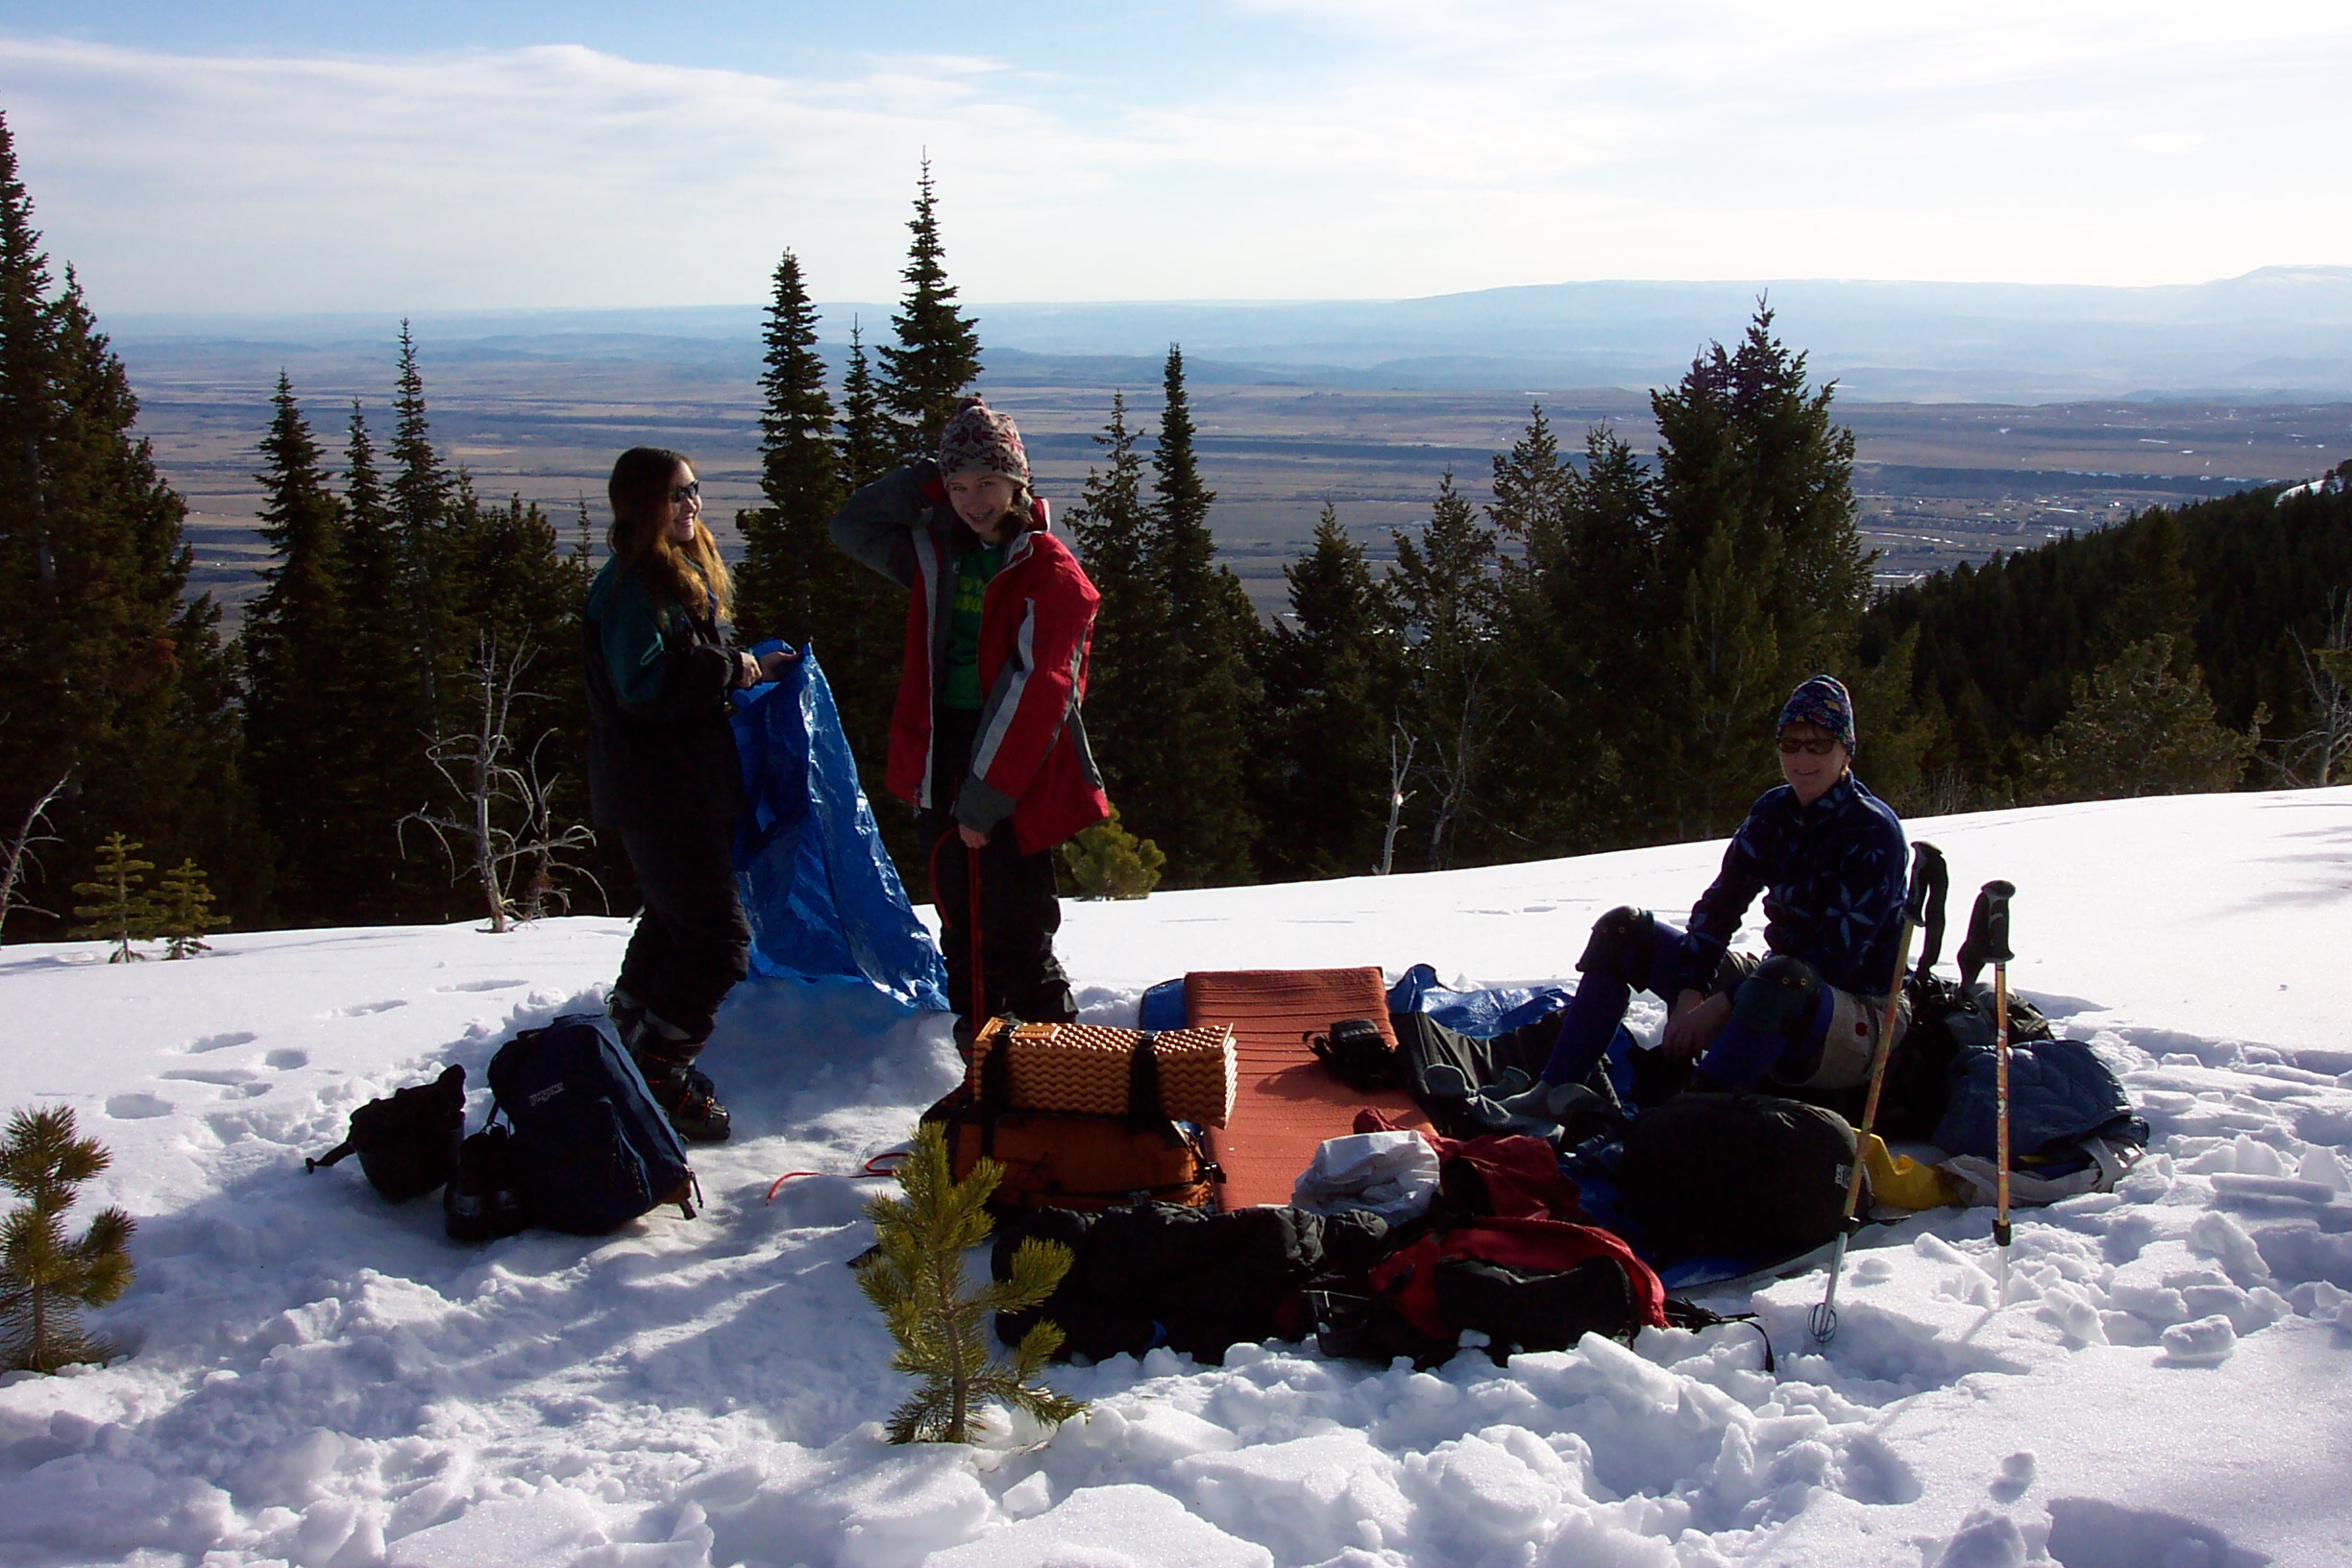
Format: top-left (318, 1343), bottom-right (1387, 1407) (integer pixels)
top-left (487, 1015), bottom-right (698, 1235)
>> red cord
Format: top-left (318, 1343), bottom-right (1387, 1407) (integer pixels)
top-left (764, 1148), bottom-right (913, 1204)
top-left (763, 1171), bottom-right (824, 1202)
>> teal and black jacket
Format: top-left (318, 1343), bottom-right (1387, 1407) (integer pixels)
top-left (582, 556), bottom-right (745, 831)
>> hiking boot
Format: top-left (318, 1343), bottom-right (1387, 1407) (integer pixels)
top-left (446, 1126), bottom-right (530, 1241)
top-left (626, 1021), bottom-right (731, 1143)
top-left (643, 1059), bottom-right (731, 1143)
top-left (607, 987), bottom-right (647, 1041)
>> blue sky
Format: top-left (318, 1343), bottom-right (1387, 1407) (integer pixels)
top-left (3, 2), bottom-right (2348, 314)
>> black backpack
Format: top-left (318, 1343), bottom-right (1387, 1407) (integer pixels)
top-left (1869, 974), bottom-right (2057, 1141)
top-left (306, 1064), bottom-right (466, 1202)
top-left (1309, 1017), bottom-right (1403, 1092)
top-left (486, 1015), bottom-right (698, 1236)
top-left (1618, 1091), bottom-right (1858, 1260)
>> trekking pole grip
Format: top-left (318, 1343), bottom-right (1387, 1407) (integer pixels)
top-left (1903, 842), bottom-right (1942, 927)
top-left (1980, 879), bottom-right (2015, 967)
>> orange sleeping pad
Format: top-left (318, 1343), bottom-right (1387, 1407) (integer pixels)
top-left (1183, 967), bottom-right (1433, 1211)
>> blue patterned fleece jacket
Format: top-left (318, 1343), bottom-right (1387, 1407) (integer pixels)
top-left (1678, 773), bottom-right (1909, 998)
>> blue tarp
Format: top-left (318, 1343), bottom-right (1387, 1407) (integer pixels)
top-left (730, 645), bottom-right (949, 1012)
top-left (1139, 968), bottom-right (1575, 1036)
top-left (1384, 963), bottom-right (1574, 1038)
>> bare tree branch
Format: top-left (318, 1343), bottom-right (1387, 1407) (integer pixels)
top-left (399, 632), bottom-right (600, 931)
top-left (1379, 729), bottom-right (1416, 876)
top-left (1, 768), bottom-right (71, 937)
top-left (2280, 588), bottom-right (2352, 788)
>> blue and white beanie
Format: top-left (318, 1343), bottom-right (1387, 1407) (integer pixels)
top-left (1777, 674), bottom-right (1856, 752)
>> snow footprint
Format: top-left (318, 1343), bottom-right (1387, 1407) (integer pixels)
top-left (433, 978), bottom-right (528, 993)
top-left (181, 1030), bottom-right (258, 1055)
top-left (326, 999), bottom-right (407, 1018)
top-left (162, 1067), bottom-right (253, 1088)
top-left (105, 1092), bottom-right (173, 1119)
top-left (1990, 1451), bottom-right (2035, 1504)
top-left (159, 1066), bottom-right (271, 1100)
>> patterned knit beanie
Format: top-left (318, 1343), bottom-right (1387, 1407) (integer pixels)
top-left (937, 396), bottom-right (1030, 486)
top-left (1777, 674), bottom-right (1857, 751)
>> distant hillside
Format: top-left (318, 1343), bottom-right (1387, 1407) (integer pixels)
top-left (110, 268), bottom-right (2352, 403)
top-left (1860, 468), bottom-right (2352, 798)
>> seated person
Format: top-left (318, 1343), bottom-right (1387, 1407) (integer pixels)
top-left (1512, 674), bottom-right (1908, 1117)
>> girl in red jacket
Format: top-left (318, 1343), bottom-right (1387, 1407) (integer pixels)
top-left (830, 397), bottom-right (1109, 1041)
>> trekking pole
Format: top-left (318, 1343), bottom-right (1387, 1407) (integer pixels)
top-left (968, 841), bottom-right (986, 1035)
top-left (1811, 841), bottom-right (1944, 1348)
top-left (1977, 879), bottom-right (2018, 1307)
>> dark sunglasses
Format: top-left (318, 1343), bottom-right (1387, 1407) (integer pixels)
top-left (670, 480), bottom-right (702, 503)
top-left (1777, 735), bottom-right (1841, 756)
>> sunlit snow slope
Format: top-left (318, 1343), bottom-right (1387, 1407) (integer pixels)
top-left (2, 789), bottom-right (2348, 1567)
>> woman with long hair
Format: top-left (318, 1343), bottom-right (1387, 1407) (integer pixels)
top-left (830, 397), bottom-right (1109, 1044)
top-left (583, 446), bottom-right (793, 1140)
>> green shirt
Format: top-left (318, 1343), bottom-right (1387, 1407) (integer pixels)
top-left (941, 539), bottom-right (1007, 709)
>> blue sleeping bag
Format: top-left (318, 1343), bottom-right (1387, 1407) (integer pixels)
top-left (1933, 1036), bottom-right (2147, 1162)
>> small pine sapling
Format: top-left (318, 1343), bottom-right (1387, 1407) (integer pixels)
top-left (152, 858), bottom-right (228, 959)
top-left (854, 1123), bottom-right (1085, 1445)
top-left (1056, 807), bottom-right (1165, 900)
top-left (2, 1106), bottom-right (136, 1374)
top-left (68, 832), bottom-right (159, 962)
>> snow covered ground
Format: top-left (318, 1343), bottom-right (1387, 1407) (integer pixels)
top-left (4, 788), bottom-right (2350, 1567)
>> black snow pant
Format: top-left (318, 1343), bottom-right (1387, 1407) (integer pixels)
top-left (616, 813), bottom-right (751, 1044)
top-left (924, 706), bottom-right (1077, 1039)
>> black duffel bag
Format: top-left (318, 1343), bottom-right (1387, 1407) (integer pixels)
top-left (1618, 1091), bottom-right (1860, 1260)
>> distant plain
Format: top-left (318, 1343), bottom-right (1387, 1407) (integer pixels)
top-left (114, 323), bottom-right (2352, 628)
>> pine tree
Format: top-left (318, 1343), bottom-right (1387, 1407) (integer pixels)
top-left (1066, 391), bottom-right (1176, 843)
top-left (0, 1105), bottom-right (135, 1374)
top-left (2027, 634), bottom-right (2260, 802)
top-left (1843, 624), bottom-right (1946, 813)
top-left (68, 831), bottom-right (157, 961)
top-left (2105, 505), bottom-right (2199, 665)
top-left (1253, 502), bottom-right (1397, 878)
top-left (390, 322), bottom-right (453, 727)
top-left (1390, 473), bottom-right (1505, 870)
top-left (1487, 405), bottom-right (1577, 561)
top-left (1485, 409), bottom-right (1606, 855)
top-left (854, 1124), bottom-right (1084, 1445)
top-left (1149, 346), bottom-right (1259, 886)
top-left (152, 857), bottom-right (225, 958)
top-left (1649, 303), bottom-right (1873, 838)
top-left (241, 374), bottom-right (347, 922)
top-left (736, 249), bottom-right (844, 644)
top-left (332, 403), bottom-right (435, 921)
top-left (877, 159), bottom-right (983, 454)
top-left (723, 263), bottom-right (906, 866)
top-left (837, 319), bottom-right (896, 490)
top-left (1057, 807), bottom-right (1165, 899)
top-left (0, 111), bottom-right (257, 935)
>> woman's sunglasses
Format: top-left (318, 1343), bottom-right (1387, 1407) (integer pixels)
top-left (1777, 735), bottom-right (1841, 756)
top-left (671, 480), bottom-right (702, 503)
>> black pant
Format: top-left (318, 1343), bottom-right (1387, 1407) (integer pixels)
top-left (616, 814), bottom-right (751, 1044)
top-left (926, 706), bottom-right (1076, 1032)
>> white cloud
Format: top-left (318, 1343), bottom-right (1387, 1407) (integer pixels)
top-left (2, 8), bottom-right (2348, 313)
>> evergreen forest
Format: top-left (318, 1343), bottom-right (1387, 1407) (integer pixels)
top-left (5, 115), bottom-right (2349, 943)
